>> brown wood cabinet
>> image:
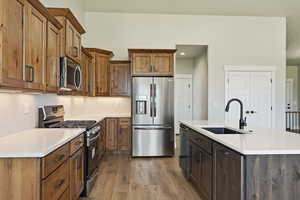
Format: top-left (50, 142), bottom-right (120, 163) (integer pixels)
top-left (0, 134), bottom-right (84, 200)
top-left (0, 0), bottom-right (62, 92)
top-left (48, 8), bottom-right (86, 64)
top-left (110, 61), bottom-right (131, 96)
top-left (98, 119), bottom-right (106, 159)
top-left (105, 118), bottom-right (131, 154)
top-left (81, 47), bottom-right (93, 95)
top-left (46, 21), bottom-right (60, 92)
top-left (87, 48), bottom-right (114, 96)
top-left (69, 148), bottom-right (84, 200)
top-left (129, 49), bottom-right (176, 76)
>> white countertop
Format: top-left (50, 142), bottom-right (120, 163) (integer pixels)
top-left (0, 128), bottom-right (84, 158)
top-left (181, 120), bottom-right (300, 155)
top-left (66, 113), bottom-right (131, 122)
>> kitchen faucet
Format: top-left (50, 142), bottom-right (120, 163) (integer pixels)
top-left (225, 98), bottom-right (247, 129)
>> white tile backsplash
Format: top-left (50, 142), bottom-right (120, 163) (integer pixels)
top-left (0, 93), bottom-right (131, 137)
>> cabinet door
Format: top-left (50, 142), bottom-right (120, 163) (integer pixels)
top-left (213, 143), bottom-right (244, 200)
top-left (73, 31), bottom-right (81, 63)
top-left (46, 22), bottom-right (60, 92)
top-left (110, 62), bottom-right (131, 96)
top-left (132, 53), bottom-right (152, 75)
top-left (152, 53), bottom-right (173, 75)
top-left (106, 118), bottom-right (118, 151)
top-left (70, 148), bottom-right (84, 200)
top-left (199, 149), bottom-right (212, 200)
top-left (95, 54), bottom-right (109, 96)
top-left (0, 0), bottom-right (26, 88)
top-left (98, 120), bottom-right (106, 158)
top-left (65, 20), bottom-right (80, 62)
top-left (25, 2), bottom-right (46, 90)
top-left (190, 142), bottom-right (201, 184)
top-left (118, 118), bottom-right (131, 153)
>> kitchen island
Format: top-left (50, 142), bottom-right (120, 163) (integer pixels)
top-left (180, 121), bottom-right (300, 200)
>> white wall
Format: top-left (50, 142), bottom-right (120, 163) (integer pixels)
top-left (84, 12), bottom-right (286, 129)
top-left (40, 0), bottom-right (85, 28)
top-left (286, 66), bottom-right (299, 109)
top-left (193, 49), bottom-right (208, 120)
top-left (176, 58), bottom-right (194, 74)
top-left (0, 93), bottom-right (131, 137)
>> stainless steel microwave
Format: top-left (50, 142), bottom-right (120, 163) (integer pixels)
top-left (59, 57), bottom-right (82, 91)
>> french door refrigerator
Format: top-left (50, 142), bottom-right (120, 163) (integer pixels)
top-left (132, 77), bottom-right (174, 157)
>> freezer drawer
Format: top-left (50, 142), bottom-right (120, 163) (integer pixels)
top-left (132, 126), bottom-right (174, 157)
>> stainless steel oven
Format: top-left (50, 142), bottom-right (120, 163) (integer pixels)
top-left (60, 57), bottom-right (82, 91)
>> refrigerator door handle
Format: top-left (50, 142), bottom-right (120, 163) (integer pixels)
top-left (133, 126), bottom-right (173, 130)
top-left (153, 84), bottom-right (157, 117)
top-left (150, 83), bottom-right (153, 117)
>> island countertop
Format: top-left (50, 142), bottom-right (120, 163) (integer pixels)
top-left (180, 120), bottom-right (300, 155)
top-left (0, 128), bottom-right (84, 158)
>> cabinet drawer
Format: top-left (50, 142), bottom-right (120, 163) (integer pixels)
top-left (42, 143), bottom-right (70, 179)
top-left (190, 131), bottom-right (212, 154)
top-left (70, 135), bottom-right (84, 155)
top-left (119, 118), bottom-right (130, 125)
top-left (42, 160), bottom-right (69, 200)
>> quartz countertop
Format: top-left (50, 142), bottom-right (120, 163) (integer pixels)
top-left (65, 113), bottom-right (131, 122)
top-left (0, 128), bottom-right (84, 158)
top-left (181, 120), bottom-right (300, 155)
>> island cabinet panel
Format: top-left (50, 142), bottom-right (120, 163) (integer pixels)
top-left (110, 61), bottom-right (131, 96)
top-left (129, 49), bottom-right (176, 76)
top-left (45, 22), bottom-right (60, 92)
top-left (213, 143), bottom-right (244, 200)
top-left (0, 158), bottom-right (41, 200)
top-left (0, 0), bottom-right (26, 89)
top-left (245, 155), bottom-right (300, 200)
top-left (24, 1), bottom-right (47, 90)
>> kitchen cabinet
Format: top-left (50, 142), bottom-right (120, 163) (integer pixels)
top-left (106, 118), bottom-right (131, 154)
top-left (213, 143), bottom-right (244, 200)
top-left (0, 134), bottom-right (84, 200)
top-left (78, 47), bottom-right (93, 96)
top-left (129, 49), bottom-right (176, 76)
top-left (47, 8), bottom-right (86, 64)
top-left (87, 48), bottom-right (114, 96)
top-left (24, 1), bottom-right (47, 91)
top-left (70, 148), bottom-right (84, 200)
top-left (98, 119), bottom-right (106, 159)
top-left (45, 21), bottom-right (60, 92)
top-left (110, 61), bottom-right (131, 96)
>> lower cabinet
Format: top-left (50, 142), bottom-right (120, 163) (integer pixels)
top-left (105, 118), bottom-right (131, 154)
top-left (180, 125), bottom-right (244, 200)
top-left (213, 143), bottom-right (244, 200)
top-left (69, 148), bottom-right (84, 200)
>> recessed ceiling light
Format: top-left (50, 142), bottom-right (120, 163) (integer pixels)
top-left (180, 52), bottom-right (185, 56)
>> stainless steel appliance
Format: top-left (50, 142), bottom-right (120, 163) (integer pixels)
top-left (60, 57), bottom-right (82, 91)
top-left (38, 105), bottom-right (101, 196)
top-left (132, 77), bottom-right (174, 157)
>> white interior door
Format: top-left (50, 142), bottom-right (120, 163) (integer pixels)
top-left (226, 71), bottom-right (273, 129)
top-left (175, 75), bottom-right (193, 134)
top-left (226, 72), bottom-right (251, 128)
top-left (286, 79), bottom-right (293, 111)
top-left (248, 72), bottom-right (272, 129)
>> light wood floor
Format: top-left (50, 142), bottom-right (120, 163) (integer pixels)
top-left (85, 137), bottom-right (201, 200)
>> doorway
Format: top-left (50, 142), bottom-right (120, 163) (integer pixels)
top-left (175, 45), bottom-right (208, 134)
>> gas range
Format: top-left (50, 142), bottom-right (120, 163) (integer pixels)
top-left (38, 105), bottom-right (102, 197)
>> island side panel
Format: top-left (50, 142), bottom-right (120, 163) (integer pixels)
top-left (0, 158), bottom-right (41, 200)
top-left (245, 155), bottom-right (300, 200)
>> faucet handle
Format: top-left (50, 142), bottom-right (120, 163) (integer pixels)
top-left (244, 117), bottom-right (247, 126)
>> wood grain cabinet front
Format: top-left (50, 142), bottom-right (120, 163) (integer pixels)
top-left (69, 148), bottom-right (84, 200)
top-left (129, 49), bottom-right (176, 76)
top-left (110, 61), bottom-right (131, 96)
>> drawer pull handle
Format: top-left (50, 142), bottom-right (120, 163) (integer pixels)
top-left (75, 141), bottom-right (83, 146)
top-left (223, 151), bottom-right (232, 156)
top-left (54, 179), bottom-right (65, 189)
top-left (55, 154), bottom-right (65, 162)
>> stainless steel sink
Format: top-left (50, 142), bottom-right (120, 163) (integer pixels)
top-left (202, 127), bottom-right (246, 134)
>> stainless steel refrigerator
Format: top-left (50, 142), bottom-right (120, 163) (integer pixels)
top-left (132, 77), bottom-right (174, 157)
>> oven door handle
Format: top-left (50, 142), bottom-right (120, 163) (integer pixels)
top-left (87, 133), bottom-right (101, 146)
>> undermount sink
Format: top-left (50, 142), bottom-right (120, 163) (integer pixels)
top-left (202, 127), bottom-right (246, 135)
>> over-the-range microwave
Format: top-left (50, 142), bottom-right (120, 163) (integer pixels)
top-left (59, 57), bottom-right (82, 91)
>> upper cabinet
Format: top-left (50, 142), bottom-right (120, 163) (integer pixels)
top-left (47, 8), bottom-right (86, 64)
top-left (0, 0), bottom-right (62, 92)
top-left (87, 48), bottom-right (114, 96)
top-left (110, 61), bottom-right (131, 97)
top-left (129, 49), bottom-right (176, 76)
top-left (80, 47), bottom-right (93, 96)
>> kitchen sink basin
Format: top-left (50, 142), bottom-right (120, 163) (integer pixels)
top-left (202, 127), bottom-right (246, 134)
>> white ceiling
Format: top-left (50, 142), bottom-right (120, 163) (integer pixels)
top-left (176, 45), bottom-right (207, 59)
top-left (84, 0), bottom-right (300, 65)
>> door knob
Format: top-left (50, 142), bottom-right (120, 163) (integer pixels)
top-left (250, 111), bottom-right (257, 114)
top-left (245, 111), bottom-right (250, 114)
